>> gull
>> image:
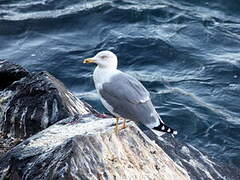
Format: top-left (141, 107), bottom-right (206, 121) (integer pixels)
top-left (83, 50), bottom-right (177, 135)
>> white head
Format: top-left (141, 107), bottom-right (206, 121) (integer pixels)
top-left (83, 50), bottom-right (118, 69)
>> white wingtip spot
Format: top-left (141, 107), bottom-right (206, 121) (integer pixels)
top-left (173, 130), bottom-right (178, 135)
top-left (161, 126), bottom-right (165, 130)
top-left (167, 128), bottom-right (171, 133)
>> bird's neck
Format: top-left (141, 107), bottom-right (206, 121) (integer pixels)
top-left (94, 66), bottom-right (117, 74)
top-left (93, 66), bottom-right (120, 89)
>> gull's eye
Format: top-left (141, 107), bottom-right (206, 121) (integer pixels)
top-left (101, 55), bottom-right (107, 59)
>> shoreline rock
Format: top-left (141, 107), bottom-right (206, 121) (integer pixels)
top-left (0, 116), bottom-right (190, 180)
top-left (0, 70), bottom-right (93, 139)
top-left (0, 60), bottom-right (97, 157)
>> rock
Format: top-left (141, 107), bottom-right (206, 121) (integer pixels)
top-left (0, 60), bottom-right (29, 91)
top-left (141, 127), bottom-right (240, 180)
top-left (0, 60), bottom-right (102, 158)
top-left (0, 71), bottom-right (93, 139)
top-left (0, 116), bottom-right (190, 180)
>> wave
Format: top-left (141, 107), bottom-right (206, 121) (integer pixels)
top-left (0, 0), bottom-right (111, 21)
top-left (0, 0), bottom-right (239, 24)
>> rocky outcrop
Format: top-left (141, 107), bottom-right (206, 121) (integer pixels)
top-left (0, 116), bottom-right (190, 180)
top-left (0, 60), bottom-right (239, 180)
top-left (142, 127), bottom-right (240, 180)
top-left (0, 70), bottom-right (92, 139)
top-left (0, 60), bottom-right (97, 157)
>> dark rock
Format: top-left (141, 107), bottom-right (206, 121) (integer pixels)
top-left (0, 116), bottom-right (190, 180)
top-left (0, 60), bottom-right (29, 90)
top-left (141, 127), bottom-right (240, 180)
top-left (0, 131), bottom-right (22, 158)
top-left (0, 60), bottom-right (102, 158)
top-left (0, 115), bottom-right (239, 180)
top-left (0, 71), bottom-right (92, 139)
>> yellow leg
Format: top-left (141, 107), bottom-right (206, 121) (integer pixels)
top-left (122, 118), bottom-right (127, 129)
top-left (115, 117), bottom-right (120, 134)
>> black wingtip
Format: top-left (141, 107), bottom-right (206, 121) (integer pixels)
top-left (153, 123), bottom-right (177, 135)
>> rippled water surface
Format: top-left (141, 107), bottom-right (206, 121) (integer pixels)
top-left (0, 0), bottom-right (240, 168)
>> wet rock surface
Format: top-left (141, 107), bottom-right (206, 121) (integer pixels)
top-left (0, 116), bottom-right (190, 180)
top-left (142, 127), bottom-right (240, 180)
top-left (0, 60), bottom-right (96, 157)
top-left (0, 71), bottom-right (91, 139)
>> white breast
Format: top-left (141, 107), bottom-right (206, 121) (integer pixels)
top-left (93, 66), bottom-right (120, 90)
top-left (93, 66), bottom-right (121, 116)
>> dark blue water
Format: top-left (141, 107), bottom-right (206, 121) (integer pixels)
top-left (0, 0), bottom-right (239, 168)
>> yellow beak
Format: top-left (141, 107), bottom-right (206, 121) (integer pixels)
top-left (83, 58), bottom-right (96, 64)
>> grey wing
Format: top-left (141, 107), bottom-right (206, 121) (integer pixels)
top-left (99, 73), bottom-right (160, 128)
